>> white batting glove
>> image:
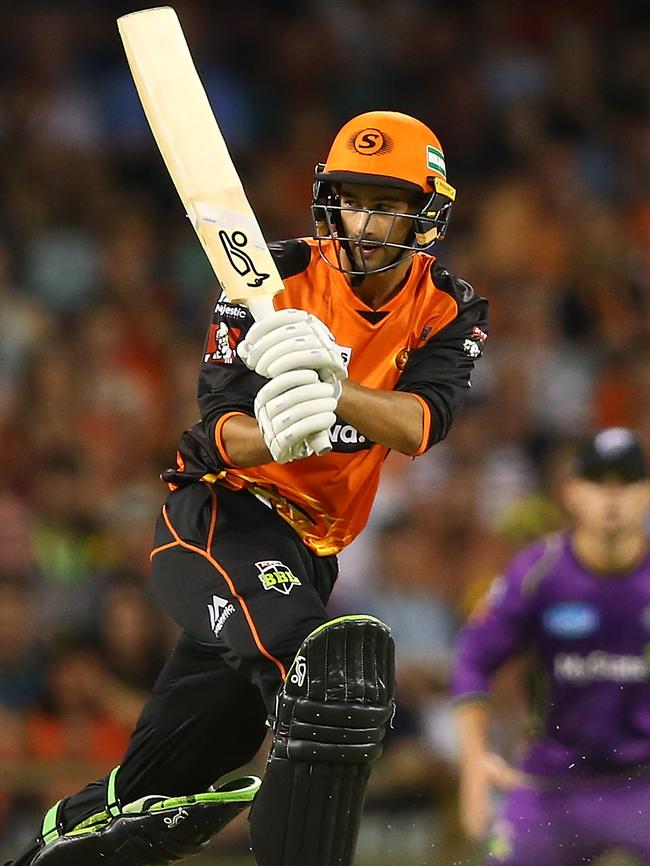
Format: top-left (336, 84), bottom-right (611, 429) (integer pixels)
top-left (238, 309), bottom-right (347, 392)
top-left (255, 369), bottom-right (338, 464)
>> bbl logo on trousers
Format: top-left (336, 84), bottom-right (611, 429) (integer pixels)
top-left (255, 560), bottom-right (302, 595)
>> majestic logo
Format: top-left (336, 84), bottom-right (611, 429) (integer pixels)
top-left (255, 560), bottom-right (301, 595)
top-left (542, 602), bottom-right (600, 638)
top-left (207, 595), bottom-right (235, 636)
top-left (214, 299), bottom-right (248, 320)
top-left (218, 229), bottom-right (269, 289)
top-left (204, 322), bottom-right (242, 364)
top-left (350, 128), bottom-right (393, 156)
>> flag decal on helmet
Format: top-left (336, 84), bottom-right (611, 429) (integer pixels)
top-left (426, 145), bottom-right (446, 177)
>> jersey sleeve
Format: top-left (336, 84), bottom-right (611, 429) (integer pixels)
top-left (451, 549), bottom-right (540, 704)
top-left (396, 263), bottom-right (488, 454)
top-left (196, 294), bottom-right (263, 468)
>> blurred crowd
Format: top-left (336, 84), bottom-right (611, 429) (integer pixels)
top-left (0, 0), bottom-right (649, 862)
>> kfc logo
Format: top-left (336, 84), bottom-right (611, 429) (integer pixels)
top-left (204, 323), bottom-right (242, 364)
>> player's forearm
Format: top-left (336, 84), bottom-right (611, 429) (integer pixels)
top-left (337, 380), bottom-right (425, 455)
top-left (220, 414), bottom-right (273, 467)
top-left (455, 700), bottom-right (492, 767)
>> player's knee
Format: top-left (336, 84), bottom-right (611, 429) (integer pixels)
top-left (277, 614), bottom-right (395, 762)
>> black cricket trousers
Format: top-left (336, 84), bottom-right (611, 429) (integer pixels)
top-left (58, 481), bottom-right (339, 830)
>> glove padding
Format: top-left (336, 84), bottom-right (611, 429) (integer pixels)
top-left (238, 309), bottom-right (347, 389)
top-left (255, 369), bottom-right (338, 464)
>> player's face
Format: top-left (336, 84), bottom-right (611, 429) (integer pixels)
top-left (337, 183), bottom-right (417, 272)
top-left (564, 477), bottom-right (650, 535)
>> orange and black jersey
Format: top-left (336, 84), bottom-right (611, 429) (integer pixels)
top-left (163, 238), bottom-right (488, 556)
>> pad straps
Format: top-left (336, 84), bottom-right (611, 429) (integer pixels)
top-left (105, 765), bottom-right (121, 819)
top-left (40, 800), bottom-right (66, 845)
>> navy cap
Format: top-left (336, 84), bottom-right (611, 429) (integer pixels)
top-left (574, 428), bottom-right (648, 483)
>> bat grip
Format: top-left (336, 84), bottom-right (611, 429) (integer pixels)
top-left (246, 296), bottom-right (332, 457)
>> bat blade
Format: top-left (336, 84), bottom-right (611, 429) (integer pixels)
top-left (117, 6), bottom-right (280, 315)
top-left (117, 6), bottom-right (331, 455)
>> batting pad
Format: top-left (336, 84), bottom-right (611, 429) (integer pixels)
top-left (249, 615), bottom-right (395, 866)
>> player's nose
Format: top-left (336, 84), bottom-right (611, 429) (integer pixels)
top-left (348, 210), bottom-right (380, 241)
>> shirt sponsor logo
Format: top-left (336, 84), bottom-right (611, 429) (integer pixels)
top-left (328, 422), bottom-right (373, 452)
top-left (463, 338), bottom-right (482, 359)
top-left (214, 300), bottom-right (248, 320)
top-left (542, 602), bottom-right (600, 638)
top-left (554, 651), bottom-right (650, 683)
top-left (255, 560), bottom-right (301, 595)
top-left (207, 595), bottom-right (235, 637)
top-left (463, 326), bottom-right (487, 359)
top-left (204, 322), bottom-right (242, 364)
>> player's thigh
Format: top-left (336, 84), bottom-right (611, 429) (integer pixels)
top-left (151, 483), bottom-right (332, 706)
top-left (486, 785), bottom-right (597, 866)
top-left (118, 631), bottom-right (268, 797)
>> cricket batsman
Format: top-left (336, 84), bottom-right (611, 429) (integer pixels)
top-left (7, 110), bottom-right (488, 866)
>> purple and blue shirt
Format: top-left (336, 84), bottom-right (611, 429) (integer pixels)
top-left (452, 531), bottom-right (650, 777)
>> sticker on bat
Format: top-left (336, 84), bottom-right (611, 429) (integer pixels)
top-left (218, 229), bottom-right (270, 289)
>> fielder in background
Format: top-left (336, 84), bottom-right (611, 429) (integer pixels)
top-left (453, 428), bottom-right (650, 866)
top-left (7, 110), bottom-right (487, 866)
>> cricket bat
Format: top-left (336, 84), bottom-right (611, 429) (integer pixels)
top-left (117, 6), bottom-right (331, 455)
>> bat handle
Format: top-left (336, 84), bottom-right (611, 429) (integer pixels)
top-left (247, 296), bottom-right (332, 457)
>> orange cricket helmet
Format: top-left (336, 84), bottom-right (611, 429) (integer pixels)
top-left (317, 110), bottom-right (448, 192)
top-left (311, 111), bottom-right (456, 277)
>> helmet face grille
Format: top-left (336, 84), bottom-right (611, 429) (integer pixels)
top-left (310, 182), bottom-right (454, 277)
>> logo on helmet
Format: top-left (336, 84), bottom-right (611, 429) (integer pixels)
top-left (350, 128), bottom-right (393, 155)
